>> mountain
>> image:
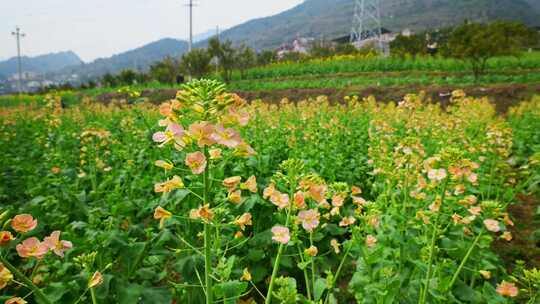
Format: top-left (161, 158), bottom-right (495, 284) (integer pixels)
top-left (524, 0), bottom-right (540, 11)
top-left (0, 51), bottom-right (82, 78)
top-left (201, 0), bottom-right (540, 50)
top-left (193, 29), bottom-right (220, 43)
top-left (58, 38), bottom-right (189, 80)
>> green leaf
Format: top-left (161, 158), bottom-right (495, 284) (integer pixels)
top-left (251, 264), bottom-right (268, 283)
top-left (29, 196), bottom-right (47, 205)
top-left (122, 242), bottom-right (146, 276)
top-left (328, 293), bottom-right (337, 304)
top-left (213, 280), bottom-right (248, 304)
top-left (142, 287), bottom-right (173, 303)
top-left (247, 249), bottom-right (265, 261)
top-left (452, 281), bottom-right (478, 302)
top-left (297, 261), bottom-right (309, 270)
top-left (96, 274), bottom-right (114, 300)
top-left (42, 282), bottom-right (69, 302)
top-left (117, 282), bottom-right (143, 304)
top-left (314, 278), bottom-right (327, 301)
top-left (222, 256), bottom-right (237, 280)
top-left (174, 255), bottom-right (204, 283)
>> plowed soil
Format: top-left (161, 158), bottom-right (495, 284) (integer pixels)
top-left (95, 83), bottom-right (540, 114)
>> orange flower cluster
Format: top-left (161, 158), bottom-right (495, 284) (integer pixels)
top-left (152, 80), bottom-right (257, 239)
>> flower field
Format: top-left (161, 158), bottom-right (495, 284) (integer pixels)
top-left (232, 52), bottom-right (540, 81)
top-left (223, 52), bottom-right (540, 92)
top-left (1, 81), bottom-right (540, 303)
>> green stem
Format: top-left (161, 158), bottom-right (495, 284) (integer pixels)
top-left (324, 241), bottom-right (353, 304)
top-left (90, 288), bottom-right (98, 304)
top-left (204, 224), bottom-right (212, 304)
top-left (265, 242), bottom-right (285, 304)
top-left (446, 230), bottom-right (483, 292)
top-left (0, 255), bottom-right (53, 304)
top-left (72, 288), bottom-right (89, 304)
top-left (30, 259), bottom-right (41, 279)
top-left (265, 185), bottom-right (295, 304)
top-left (309, 232), bottom-right (316, 299)
top-left (419, 219), bottom-right (439, 304)
top-left (203, 147), bottom-right (213, 304)
top-left (419, 181), bottom-right (448, 304)
top-left (398, 181), bottom-right (409, 283)
top-left (485, 157), bottom-right (496, 200)
top-left (296, 244), bottom-right (312, 301)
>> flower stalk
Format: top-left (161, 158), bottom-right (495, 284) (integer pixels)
top-left (265, 189), bottom-right (295, 304)
top-left (324, 241), bottom-right (353, 304)
top-left (0, 254), bottom-right (52, 304)
top-left (419, 181), bottom-right (448, 304)
top-left (296, 244), bottom-right (312, 301)
top-left (203, 147), bottom-right (213, 304)
top-left (446, 229), bottom-right (484, 292)
top-left (309, 232), bottom-right (316, 298)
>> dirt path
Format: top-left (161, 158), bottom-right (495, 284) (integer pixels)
top-left (236, 83), bottom-right (540, 113)
top-left (94, 83), bottom-right (540, 114)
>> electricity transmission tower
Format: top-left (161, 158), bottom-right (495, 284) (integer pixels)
top-left (350, 0), bottom-right (384, 53)
top-left (11, 26), bottom-right (25, 94)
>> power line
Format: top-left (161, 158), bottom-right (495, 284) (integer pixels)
top-left (11, 26), bottom-right (26, 95)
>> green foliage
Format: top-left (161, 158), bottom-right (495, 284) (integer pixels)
top-left (208, 38), bottom-right (237, 83)
top-left (272, 277), bottom-right (298, 304)
top-left (235, 45), bottom-right (257, 80)
top-left (447, 21), bottom-right (535, 79)
top-left (231, 51), bottom-right (540, 81)
top-left (149, 57), bottom-right (181, 84)
top-left (310, 40), bottom-right (336, 58)
top-left (256, 50), bottom-right (277, 66)
top-left (1, 80), bottom-right (540, 304)
top-left (390, 34), bottom-right (427, 58)
top-left (181, 48), bottom-right (213, 79)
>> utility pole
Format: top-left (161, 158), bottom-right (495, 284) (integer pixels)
top-left (215, 25), bottom-right (220, 74)
top-left (11, 26), bottom-right (25, 94)
top-left (185, 0), bottom-right (196, 52)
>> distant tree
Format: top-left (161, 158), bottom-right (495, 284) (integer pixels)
top-left (335, 43), bottom-right (359, 55)
top-left (235, 45), bottom-right (256, 79)
top-left (102, 73), bottom-right (118, 87)
top-left (86, 80), bottom-right (97, 89)
top-left (532, 29), bottom-right (540, 50)
top-left (135, 72), bottom-right (151, 84)
top-left (428, 27), bottom-right (453, 55)
top-left (310, 40), bottom-right (334, 58)
top-left (279, 51), bottom-right (307, 62)
top-left (181, 48), bottom-right (212, 79)
top-left (78, 80), bottom-right (97, 90)
top-left (447, 21), bottom-right (534, 80)
top-left (256, 50), bottom-right (277, 66)
top-left (58, 83), bottom-right (74, 91)
top-left (149, 57), bottom-right (181, 84)
top-left (390, 34), bottom-right (427, 58)
top-left (208, 37), bottom-right (237, 83)
top-left (118, 69), bottom-right (138, 85)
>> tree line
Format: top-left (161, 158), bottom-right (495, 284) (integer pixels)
top-left (390, 21), bottom-right (540, 79)
top-left (86, 37), bottom-right (380, 89)
top-left (52, 20), bottom-right (540, 91)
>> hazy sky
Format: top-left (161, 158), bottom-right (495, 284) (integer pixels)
top-left (1, 0), bottom-right (303, 62)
